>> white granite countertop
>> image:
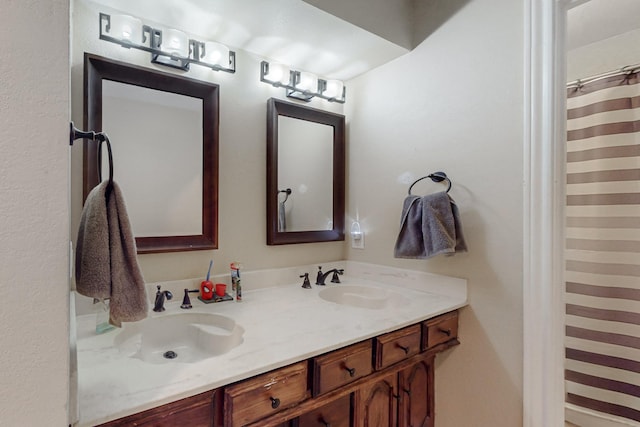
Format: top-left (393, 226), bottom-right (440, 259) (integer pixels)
top-left (74, 262), bottom-right (467, 426)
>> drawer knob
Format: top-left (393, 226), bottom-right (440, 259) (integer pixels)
top-left (270, 397), bottom-right (280, 409)
top-left (438, 327), bottom-right (452, 337)
top-left (320, 419), bottom-right (332, 427)
top-left (403, 388), bottom-right (411, 396)
top-left (396, 344), bottom-right (410, 355)
top-left (344, 366), bottom-right (356, 377)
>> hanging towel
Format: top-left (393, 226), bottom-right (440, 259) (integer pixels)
top-left (278, 201), bottom-right (286, 232)
top-left (394, 191), bottom-right (467, 259)
top-left (75, 181), bottom-right (148, 327)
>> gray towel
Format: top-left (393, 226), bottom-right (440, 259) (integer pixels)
top-left (75, 181), bottom-right (148, 327)
top-left (278, 201), bottom-right (286, 232)
top-left (394, 191), bottom-right (467, 259)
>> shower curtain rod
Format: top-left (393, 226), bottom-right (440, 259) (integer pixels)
top-left (567, 62), bottom-right (640, 89)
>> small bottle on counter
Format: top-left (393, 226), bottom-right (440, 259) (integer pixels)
top-left (230, 262), bottom-right (242, 302)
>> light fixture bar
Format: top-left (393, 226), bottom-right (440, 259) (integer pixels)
top-left (99, 13), bottom-right (236, 73)
top-left (260, 61), bottom-right (346, 103)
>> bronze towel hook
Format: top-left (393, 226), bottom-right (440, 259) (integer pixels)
top-left (408, 171), bottom-right (451, 195)
top-left (70, 122), bottom-right (114, 193)
top-left (96, 133), bottom-right (114, 192)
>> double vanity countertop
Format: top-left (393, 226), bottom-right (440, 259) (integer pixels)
top-left (74, 262), bottom-right (467, 426)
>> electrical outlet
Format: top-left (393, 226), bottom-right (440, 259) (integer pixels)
top-left (351, 231), bottom-right (364, 249)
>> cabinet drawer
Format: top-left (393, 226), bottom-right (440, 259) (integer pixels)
top-left (298, 394), bottom-right (351, 427)
top-left (422, 311), bottom-right (459, 350)
top-left (312, 341), bottom-right (373, 396)
top-left (374, 324), bottom-right (421, 370)
top-left (224, 361), bottom-right (308, 427)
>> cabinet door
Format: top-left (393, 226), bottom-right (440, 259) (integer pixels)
top-left (398, 358), bottom-right (434, 427)
top-left (298, 394), bottom-right (351, 427)
top-left (354, 372), bottom-right (398, 427)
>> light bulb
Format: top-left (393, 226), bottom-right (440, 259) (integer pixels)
top-left (162, 29), bottom-right (189, 57)
top-left (296, 71), bottom-right (318, 92)
top-left (202, 41), bottom-right (229, 67)
top-left (323, 80), bottom-right (344, 100)
top-left (265, 63), bottom-right (291, 85)
top-left (109, 15), bottom-right (142, 43)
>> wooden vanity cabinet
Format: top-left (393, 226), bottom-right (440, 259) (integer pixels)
top-left (312, 341), bottom-right (373, 396)
top-left (398, 357), bottom-right (434, 427)
top-left (297, 394), bottom-right (351, 427)
top-left (354, 371), bottom-right (399, 427)
top-left (347, 323), bottom-right (428, 427)
top-left (223, 361), bottom-right (309, 427)
top-left (98, 389), bottom-right (217, 427)
top-left (374, 324), bottom-right (422, 371)
top-left (97, 310), bottom-right (458, 427)
top-left (422, 311), bottom-right (459, 351)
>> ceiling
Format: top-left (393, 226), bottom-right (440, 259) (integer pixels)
top-left (85, 0), bottom-right (410, 81)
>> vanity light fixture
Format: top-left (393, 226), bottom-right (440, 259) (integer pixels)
top-left (260, 61), bottom-right (346, 103)
top-left (99, 12), bottom-right (236, 73)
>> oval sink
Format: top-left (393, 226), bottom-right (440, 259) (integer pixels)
top-left (318, 285), bottom-right (404, 309)
top-left (114, 312), bottom-right (244, 364)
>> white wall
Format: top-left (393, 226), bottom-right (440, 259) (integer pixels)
top-left (0, 1), bottom-right (70, 425)
top-left (66, 1), bottom-right (530, 425)
top-left (567, 28), bottom-right (640, 81)
top-left (71, 1), bottom-right (347, 283)
top-left (346, 0), bottom-right (524, 425)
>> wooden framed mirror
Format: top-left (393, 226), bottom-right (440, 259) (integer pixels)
top-left (266, 98), bottom-right (345, 245)
top-left (84, 53), bottom-right (219, 253)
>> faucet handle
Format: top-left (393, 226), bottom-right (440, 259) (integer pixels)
top-left (181, 288), bottom-right (193, 309)
top-left (300, 273), bottom-right (312, 289)
top-left (315, 266), bottom-right (324, 285)
top-left (180, 288), bottom-right (199, 309)
top-left (331, 269), bottom-right (344, 283)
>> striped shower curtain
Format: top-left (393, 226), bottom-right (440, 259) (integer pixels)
top-left (565, 72), bottom-right (640, 424)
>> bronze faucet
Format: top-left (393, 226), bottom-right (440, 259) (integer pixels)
top-left (153, 285), bottom-right (173, 312)
top-left (315, 266), bottom-right (344, 286)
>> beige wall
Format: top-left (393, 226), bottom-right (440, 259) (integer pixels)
top-left (345, 0), bottom-right (525, 425)
top-left (71, 1), bottom-right (346, 283)
top-left (0, 1), bottom-right (70, 425)
top-left (567, 28), bottom-right (640, 81)
top-left (0, 0), bottom-right (530, 425)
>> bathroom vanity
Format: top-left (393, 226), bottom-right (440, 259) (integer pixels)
top-left (74, 262), bottom-right (466, 427)
top-left (98, 311), bottom-right (457, 427)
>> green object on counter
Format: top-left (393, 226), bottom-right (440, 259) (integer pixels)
top-left (95, 299), bottom-right (115, 334)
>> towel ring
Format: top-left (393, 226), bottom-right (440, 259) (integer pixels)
top-left (96, 133), bottom-right (114, 192)
top-left (278, 188), bottom-right (292, 203)
top-left (408, 171), bottom-right (451, 195)
top-left (69, 122), bottom-right (114, 193)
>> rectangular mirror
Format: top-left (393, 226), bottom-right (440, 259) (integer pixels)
top-left (266, 98), bottom-right (345, 245)
top-left (84, 54), bottom-right (219, 253)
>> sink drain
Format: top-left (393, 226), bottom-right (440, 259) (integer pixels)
top-left (163, 350), bottom-right (178, 359)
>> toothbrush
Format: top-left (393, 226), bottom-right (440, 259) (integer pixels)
top-left (206, 259), bottom-right (213, 282)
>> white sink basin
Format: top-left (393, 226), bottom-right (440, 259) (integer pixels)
top-left (318, 285), bottom-right (405, 309)
top-left (113, 312), bottom-right (244, 364)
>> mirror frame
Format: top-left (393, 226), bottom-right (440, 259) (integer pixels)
top-left (83, 53), bottom-right (219, 254)
top-left (266, 98), bottom-right (345, 245)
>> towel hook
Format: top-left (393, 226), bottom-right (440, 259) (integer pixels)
top-left (408, 171), bottom-right (451, 195)
top-left (278, 188), bottom-right (292, 203)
